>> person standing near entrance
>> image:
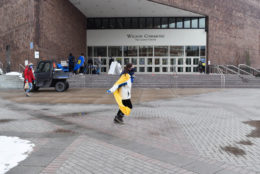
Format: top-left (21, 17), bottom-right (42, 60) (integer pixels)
top-left (68, 53), bottom-right (75, 72)
top-left (107, 63), bottom-right (135, 124)
top-left (24, 63), bottom-right (35, 97)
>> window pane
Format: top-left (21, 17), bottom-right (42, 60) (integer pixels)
top-left (109, 18), bottom-right (116, 29)
top-left (169, 18), bottom-right (175, 28)
top-left (94, 47), bottom-right (107, 57)
top-left (125, 18), bottom-right (131, 28)
top-left (87, 19), bottom-right (95, 29)
top-left (154, 18), bottom-right (161, 29)
top-left (154, 46), bottom-right (168, 56)
top-left (191, 18), bottom-right (198, 28)
top-left (155, 58), bottom-right (160, 65)
top-left (132, 18), bottom-right (139, 29)
top-left (186, 58), bottom-right (191, 65)
top-left (139, 67), bottom-right (145, 72)
top-left (162, 58), bottom-right (168, 65)
top-left (193, 58), bottom-right (199, 65)
top-left (176, 18), bottom-right (183, 28)
top-left (162, 67), bottom-right (168, 72)
top-left (88, 47), bottom-right (93, 57)
top-left (161, 18), bottom-right (168, 28)
top-left (101, 67), bottom-right (107, 72)
top-left (146, 18), bottom-right (153, 28)
top-left (155, 67), bottom-right (160, 72)
top-left (147, 67), bottom-right (153, 72)
top-left (102, 18), bottom-right (109, 29)
top-left (124, 46), bottom-right (138, 57)
top-left (170, 67), bottom-right (176, 72)
top-left (199, 18), bottom-right (205, 28)
top-left (170, 46), bottom-right (184, 56)
top-left (139, 18), bottom-right (146, 29)
top-left (170, 58), bottom-right (176, 65)
top-left (186, 46), bottom-right (200, 56)
top-left (184, 18), bottom-right (190, 28)
top-left (178, 58), bottom-right (183, 65)
top-left (178, 67), bottom-right (183, 72)
top-left (132, 58), bottom-right (137, 65)
top-left (200, 46), bottom-right (206, 56)
top-left (193, 67), bottom-right (198, 72)
top-left (124, 58), bottom-right (130, 65)
top-left (186, 67), bottom-right (192, 72)
top-left (116, 18), bottom-right (124, 29)
top-left (108, 46), bottom-right (122, 57)
top-left (139, 46), bottom-right (153, 57)
top-left (95, 19), bottom-right (102, 29)
top-left (147, 58), bottom-right (153, 65)
top-left (101, 58), bottom-right (107, 65)
top-left (139, 58), bottom-right (145, 65)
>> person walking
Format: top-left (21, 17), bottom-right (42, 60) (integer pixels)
top-left (24, 63), bottom-right (35, 97)
top-left (107, 63), bottom-right (135, 124)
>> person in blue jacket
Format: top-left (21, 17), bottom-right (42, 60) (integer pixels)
top-left (74, 53), bottom-right (85, 74)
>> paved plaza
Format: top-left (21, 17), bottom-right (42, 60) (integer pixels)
top-left (0, 88), bottom-right (260, 174)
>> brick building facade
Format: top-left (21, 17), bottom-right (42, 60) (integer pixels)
top-left (151, 0), bottom-right (260, 67)
top-left (0, 0), bottom-right (259, 72)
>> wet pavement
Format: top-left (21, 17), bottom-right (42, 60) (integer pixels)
top-left (0, 88), bottom-right (260, 174)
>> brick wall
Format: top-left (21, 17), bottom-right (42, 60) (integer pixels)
top-left (0, 0), bottom-right (34, 72)
top-left (0, 0), bottom-right (86, 72)
top-left (151, 0), bottom-right (260, 68)
top-left (36, 0), bottom-right (86, 63)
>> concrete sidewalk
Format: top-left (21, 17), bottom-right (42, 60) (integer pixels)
top-left (0, 88), bottom-right (259, 174)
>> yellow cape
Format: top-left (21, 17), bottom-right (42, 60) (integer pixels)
top-left (113, 74), bottom-right (131, 116)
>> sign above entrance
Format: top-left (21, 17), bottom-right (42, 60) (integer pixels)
top-left (87, 29), bottom-right (206, 46)
top-left (126, 34), bottom-right (165, 42)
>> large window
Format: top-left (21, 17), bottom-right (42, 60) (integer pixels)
top-left (87, 17), bottom-right (206, 30)
top-left (139, 46), bottom-right (153, 57)
top-left (88, 47), bottom-right (93, 57)
top-left (200, 46), bottom-right (206, 56)
top-left (124, 46), bottom-right (138, 57)
top-left (186, 46), bottom-right (200, 56)
top-left (154, 46), bottom-right (168, 57)
top-left (184, 18), bottom-right (191, 28)
top-left (154, 18), bottom-right (161, 29)
top-left (108, 46), bottom-right (122, 57)
top-left (94, 46), bottom-right (107, 57)
top-left (170, 46), bottom-right (184, 56)
top-left (199, 18), bottom-right (206, 28)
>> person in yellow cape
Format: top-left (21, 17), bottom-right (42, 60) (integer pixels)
top-left (107, 63), bottom-right (135, 124)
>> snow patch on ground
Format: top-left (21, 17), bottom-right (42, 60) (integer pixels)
top-left (5, 72), bottom-right (24, 80)
top-left (0, 136), bottom-right (34, 174)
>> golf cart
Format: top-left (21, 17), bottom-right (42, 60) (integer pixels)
top-left (34, 60), bottom-right (69, 92)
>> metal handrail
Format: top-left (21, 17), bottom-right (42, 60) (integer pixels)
top-left (226, 65), bottom-right (252, 76)
top-left (19, 64), bottom-right (25, 73)
top-left (238, 64), bottom-right (260, 76)
top-left (218, 65), bottom-right (238, 74)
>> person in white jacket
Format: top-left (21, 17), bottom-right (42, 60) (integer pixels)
top-left (107, 63), bottom-right (135, 124)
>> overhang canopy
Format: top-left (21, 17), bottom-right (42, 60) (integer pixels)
top-left (69, 0), bottom-right (203, 18)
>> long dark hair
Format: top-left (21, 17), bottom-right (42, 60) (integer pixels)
top-left (123, 63), bottom-right (133, 75)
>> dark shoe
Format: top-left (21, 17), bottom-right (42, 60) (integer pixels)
top-left (114, 115), bottom-right (124, 124)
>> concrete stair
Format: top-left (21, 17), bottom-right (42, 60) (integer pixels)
top-left (1, 73), bottom-right (260, 89)
top-left (0, 75), bottom-right (24, 89)
top-left (67, 74), bottom-right (260, 88)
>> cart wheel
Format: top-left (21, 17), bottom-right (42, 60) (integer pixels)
top-left (65, 82), bottom-right (69, 90)
top-left (55, 81), bottom-right (66, 92)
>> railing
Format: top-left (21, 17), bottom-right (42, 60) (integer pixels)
top-left (226, 65), bottom-right (253, 76)
top-left (18, 64), bottom-right (25, 74)
top-left (238, 64), bottom-right (260, 76)
top-left (208, 65), bottom-right (225, 88)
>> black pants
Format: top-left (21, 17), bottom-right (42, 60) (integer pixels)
top-left (117, 99), bottom-right (132, 116)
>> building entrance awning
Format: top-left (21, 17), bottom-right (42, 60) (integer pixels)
top-left (69, 0), bottom-right (204, 18)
